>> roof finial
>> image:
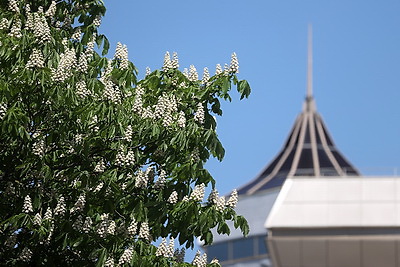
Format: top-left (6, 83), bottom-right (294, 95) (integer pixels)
top-left (307, 24), bottom-right (313, 99)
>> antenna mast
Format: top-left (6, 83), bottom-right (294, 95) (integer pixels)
top-left (307, 24), bottom-right (313, 99)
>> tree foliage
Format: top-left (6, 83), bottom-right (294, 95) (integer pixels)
top-left (0, 0), bottom-right (250, 266)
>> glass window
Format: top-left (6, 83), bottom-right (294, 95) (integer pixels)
top-left (232, 237), bottom-right (254, 259)
top-left (258, 236), bottom-right (268, 255)
top-left (206, 242), bottom-right (229, 262)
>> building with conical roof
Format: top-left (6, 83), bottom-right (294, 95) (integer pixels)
top-left (204, 26), bottom-right (362, 267)
top-left (238, 27), bottom-right (359, 197)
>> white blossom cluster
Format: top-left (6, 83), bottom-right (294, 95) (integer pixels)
top-left (115, 148), bottom-right (135, 167)
top-left (107, 220), bottom-right (116, 235)
top-left (32, 11), bottom-right (51, 43)
top-left (0, 18), bottom-right (9, 30)
top-left (114, 42), bottom-right (129, 70)
top-left (127, 218), bottom-right (138, 236)
top-left (183, 68), bottom-right (189, 78)
top-left (224, 64), bottom-right (230, 75)
top-left (97, 213), bottom-right (110, 237)
top-left (229, 52), bottom-right (239, 73)
top-left (45, 1), bottom-right (57, 18)
top-left (25, 6), bottom-right (51, 42)
top-left (74, 134), bottom-right (83, 144)
top-left (45, 221), bottom-right (55, 244)
top-left (32, 136), bottom-right (45, 157)
top-left (85, 33), bottom-right (96, 56)
top-left (33, 213), bottom-right (42, 226)
top-left (26, 49), bottom-right (45, 69)
top-left (194, 103), bottom-right (205, 124)
top-left (72, 178), bottom-right (80, 188)
top-left (215, 64), bottom-right (222, 75)
top-left (141, 106), bottom-right (155, 120)
top-left (77, 53), bottom-right (88, 73)
top-left (94, 159), bottom-right (106, 173)
top-left (145, 66), bottom-right (151, 76)
top-left (132, 85), bottom-right (144, 114)
top-left (76, 80), bottom-right (91, 98)
top-left (172, 52), bottom-right (179, 69)
top-left (188, 65), bottom-right (199, 82)
top-left (138, 221), bottom-right (151, 241)
top-left (100, 57), bottom-right (114, 84)
top-left (72, 215), bottom-right (83, 231)
top-left (124, 125), bottom-right (133, 142)
top-left (9, 18), bottom-right (22, 38)
top-left (190, 147), bottom-right (201, 162)
top-left (71, 27), bottom-right (81, 41)
top-left (154, 169), bottom-right (166, 189)
top-left (167, 191), bottom-right (178, 204)
top-left (208, 189), bottom-right (219, 204)
top-left (192, 251), bottom-right (207, 267)
top-left (154, 93), bottom-right (178, 127)
top-left (104, 256), bottom-right (114, 267)
top-left (163, 51), bottom-right (173, 71)
top-left (24, 4), bottom-right (33, 29)
top-left (92, 182), bottom-right (104, 192)
top-left (134, 169), bottom-right (148, 188)
top-left (208, 190), bottom-right (225, 211)
top-left (202, 67), bottom-right (210, 85)
top-left (177, 111), bottom-right (186, 128)
top-left (43, 207), bottom-right (53, 220)
top-left (215, 196), bottom-right (225, 212)
top-left (70, 194), bottom-right (85, 213)
top-left (54, 196), bottom-right (66, 216)
top-left (190, 183), bottom-right (205, 202)
top-left (208, 188), bottom-right (238, 211)
top-left (121, 181), bottom-right (127, 190)
top-left (0, 103), bottom-right (7, 120)
top-left (90, 115), bottom-right (99, 132)
top-left (103, 79), bottom-right (122, 104)
top-left (93, 15), bottom-right (102, 27)
top-left (51, 45), bottom-right (77, 82)
top-left (174, 248), bottom-right (185, 263)
top-left (162, 50), bottom-right (179, 72)
top-left (118, 247), bottom-right (133, 265)
top-left (22, 195), bottom-right (33, 213)
top-left (8, 0), bottom-right (19, 13)
top-left (82, 216), bottom-right (92, 233)
top-left (19, 248), bottom-right (32, 262)
top-left (226, 189), bottom-right (238, 208)
top-left (156, 237), bottom-right (174, 257)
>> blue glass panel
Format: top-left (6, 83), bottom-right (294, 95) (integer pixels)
top-left (206, 242), bottom-right (229, 262)
top-left (232, 237), bottom-right (254, 259)
top-left (258, 236), bottom-right (268, 255)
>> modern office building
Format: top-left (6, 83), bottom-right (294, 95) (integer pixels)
top-left (204, 27), bottom-right (400, 266)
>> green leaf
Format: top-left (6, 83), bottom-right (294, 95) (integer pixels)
top-left (238, 80), bottom-right (251, 99)
top-left (95, 248), bottom-right (107, 267)
top-left (237, 215), bottom-right (250, 236)
top-left (102, 35), bottom-right (110, 56)
top-left (217, 222), bottom-right (230, 235)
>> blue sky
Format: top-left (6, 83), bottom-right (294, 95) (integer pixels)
top-left (101, 0), bottom-right (400, 193)
top-left (100, 0), bottom-right (400, 258)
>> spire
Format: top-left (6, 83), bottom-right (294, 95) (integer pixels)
top-left (305, 24), bottom-right (315, 112)
top-left (237, 26), bottom-right (360, 196)
top-left (307, 24), bottom-right (313, 100)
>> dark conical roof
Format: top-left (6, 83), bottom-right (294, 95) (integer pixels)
top-left (238, 26), bottom-right (360, 196)
top-left (237, 96), bottom-right (360, 195)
